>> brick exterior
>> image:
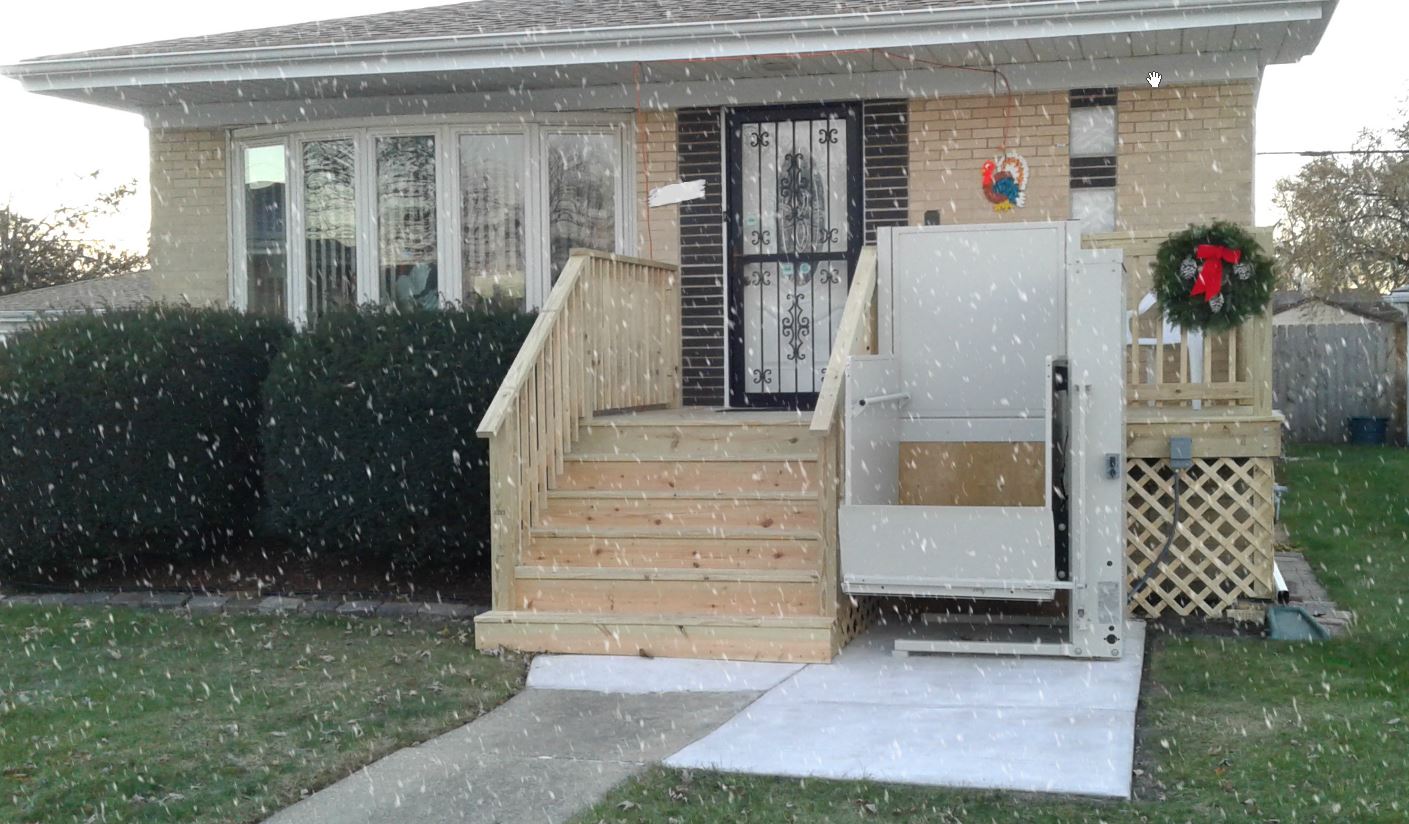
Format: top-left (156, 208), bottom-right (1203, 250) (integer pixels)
top-left (140, 82), bottom-right (1256, 356)
top-left (676, 108), bottom-right (726, 406)
top-left (148, 129), bottom-right (229, 306)
top-left (635, 110), bottom-right (681, 266)
top-left (1116, 82), bottom-right (1256, 231)
top-left (909, 91), bottom-right (1071, 225)
top-left (908, 82), bottom-right (1256, 233)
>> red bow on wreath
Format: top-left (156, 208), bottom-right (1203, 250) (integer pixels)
top-left (1190, 244), bottom-right (1241, 303)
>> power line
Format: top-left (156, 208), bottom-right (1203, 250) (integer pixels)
top-left (1256, 149), bottom-right (1409, 157)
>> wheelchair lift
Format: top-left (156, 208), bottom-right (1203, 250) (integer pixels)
top-left (840, 223), bottom-right (1128, 659)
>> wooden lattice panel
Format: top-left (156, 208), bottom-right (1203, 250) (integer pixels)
top-left (832, 593), bottom-right (879, 653)
top-left (1125, 457), bottom-right (1276, 617)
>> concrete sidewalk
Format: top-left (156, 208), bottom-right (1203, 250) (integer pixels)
top-left (264, 689), bottom-right (754, 824)
top-left (666, 622), bottom-right (1146, 798)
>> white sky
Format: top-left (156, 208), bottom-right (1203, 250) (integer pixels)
top-left (0, 0), bottom-right (1405, 253)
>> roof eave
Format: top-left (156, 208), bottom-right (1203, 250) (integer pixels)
top-left (3, 0), bottom-right (1331, 101)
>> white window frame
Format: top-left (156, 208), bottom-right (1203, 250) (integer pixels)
top-left (229, 137), bottom-right (293, 315)
top-left (229, 114), bottom-right (635, 325)
top-left (449, 125), bottom-right (537, 309)
top-left (293, 131), bottom-right (362, 324)
top-left (1068, 98), bottom-right (1119, 235)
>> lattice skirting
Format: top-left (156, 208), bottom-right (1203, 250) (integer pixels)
top-left (833, 593), bottom-right (880, 652)
top-left (1126, 457), bottom-right (1277, 618)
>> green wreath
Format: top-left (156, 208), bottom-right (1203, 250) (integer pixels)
top-left (1153, 221), bottom-right (1275, 332)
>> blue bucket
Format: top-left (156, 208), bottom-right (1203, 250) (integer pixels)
top-left (1346, 416), bottom-right (1389, 445)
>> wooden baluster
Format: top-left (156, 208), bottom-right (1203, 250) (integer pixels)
top-left (1206, 329), bottom-right (1217, 402)
top-left (1127, 308), bottom-right (1139, 404)
top-left (1178, 327), bottom-right (1189, 398)
top-left (1153, 315), bottom-right (1166, 402)
top-left (1228, 328), bottom-right (1239, 403)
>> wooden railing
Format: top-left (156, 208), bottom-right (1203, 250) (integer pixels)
top-left (810, 246), bottom-right (879, 434)
top-left (476, 249), bottom-right (681, 610)
top-left (807, 247), bottom-right (878, 651)
top-left (1085, 229), bottom-right (1275, 416)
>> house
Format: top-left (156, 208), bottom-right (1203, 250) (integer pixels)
top-left (4, 0), bottom-right (1337, 661)
top-left (1273, 292), bottom-right (1408, 444)
top-left (0, 273), bottom-right (151, 342)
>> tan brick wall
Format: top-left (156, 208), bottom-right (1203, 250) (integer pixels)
top-left (634, 110), bottom-right (681, 266)
top-left (148, 129), bottom-right (229, 306)
top-left (908, 82), bottom-right (1256, 232)
top-left (1117, 82), bottom-right (1256, 232)
top-left (909, 91), bottom-right (1070, 226)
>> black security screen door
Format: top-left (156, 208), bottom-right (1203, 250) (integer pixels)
top-left (727, 104), bottom-right (863, 409)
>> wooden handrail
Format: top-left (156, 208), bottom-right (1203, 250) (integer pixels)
top-left (475, 247), bottom-right (681, 610)
top-left (476, 255), bottom-right (587, 438)
top-left (810, 246), bottom-right (878, 432)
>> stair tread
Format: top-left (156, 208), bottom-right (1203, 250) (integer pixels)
top-left (530, 525), bottom-right (822, 540)
top-left (477, 609), bottom-right (834, 628)
top-left (514, 565), bottom-right (820, 583)
top-left (565, 453), bottom-right (818, 462)
top-left (546, 489), bottom-right (817, 501)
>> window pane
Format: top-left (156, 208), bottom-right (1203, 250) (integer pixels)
top-left (243, 145), bottom-right (287, 316)
top-left (1071, 187), bottom-right (1117, 234)
top-left (303, 139), bottom-right (357, 321)
top-left (1070, 106), bottom-right (1117, 157)
top-left (460, 133), bottom-right (526, 305)
top-left (547, 133), bottom-right (617, 279)
top-left (377, 135), bottom-right (438, 310)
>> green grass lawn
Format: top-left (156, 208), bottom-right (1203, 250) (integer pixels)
top-left (0, 609), bottom-right (525, 823)
top-left (580, 445), bottom-right (1409, 823)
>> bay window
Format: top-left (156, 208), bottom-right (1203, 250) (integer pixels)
top-left (232, 117), bottom-right (632, 322)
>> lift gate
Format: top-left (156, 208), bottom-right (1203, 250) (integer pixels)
top-left (840, 223), bottom-right (1127, 658)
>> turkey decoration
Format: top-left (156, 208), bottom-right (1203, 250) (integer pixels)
top-left (980, 152), bottom-right (1029, 212)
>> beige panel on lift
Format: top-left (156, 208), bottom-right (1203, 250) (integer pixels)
top-left (898, 442), bottom-right (1047, 508)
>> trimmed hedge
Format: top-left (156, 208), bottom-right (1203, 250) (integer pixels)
top-left (260, 306), bottom-right (534, 565)
top-left (0, 307), bottom-right (291, 571)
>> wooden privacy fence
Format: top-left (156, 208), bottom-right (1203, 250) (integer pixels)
top-left (1274, 322), bottom-right (1406, 443)
top-left (476, 249), bottom-right (681, 610)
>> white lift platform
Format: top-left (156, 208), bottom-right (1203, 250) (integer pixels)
top-left (840, 222), bottom-right (1127, 659)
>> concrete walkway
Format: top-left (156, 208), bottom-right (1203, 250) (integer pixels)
top-left (269, 623), bottom-right (1146, 821)
top-left (666, 622), bottom-right (1146, 798)
top-left (264, 689), bottom-right (755, 824)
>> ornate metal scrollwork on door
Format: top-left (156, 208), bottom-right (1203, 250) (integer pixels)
top-left (780, 291), bottom-right (812, 363)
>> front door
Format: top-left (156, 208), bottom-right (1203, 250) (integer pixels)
top-left (727, 104), bottom-right (863, 409)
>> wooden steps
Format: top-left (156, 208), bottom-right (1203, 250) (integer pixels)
top-left (574, 420), bottom-right (820, 459)
top-left (538, 494), bottom-right (819, 530)
top-left (521, 532), bottom-right (821, 570)
top-left (475, 610), bottom-right (835, 662)
top-left (556, 456), bottom-right (818, 494)
top-left (476, 410), bottom-right (834, 661)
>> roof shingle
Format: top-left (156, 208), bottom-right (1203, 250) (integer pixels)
top-left (0, 273), bottom-right (152, 313)
top-left (32, 0), bottom-right (1054, 62)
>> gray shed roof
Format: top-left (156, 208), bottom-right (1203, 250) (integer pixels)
top-left (1273, 291), bottom-right (1405, 325)
top-left (0, 273), bottom-right (152, 313)
top-left (35, 0), bottom-right (1044, 61)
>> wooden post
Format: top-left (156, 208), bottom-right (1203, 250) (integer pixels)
top-left (488, 421), bottom-right (520, 611)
